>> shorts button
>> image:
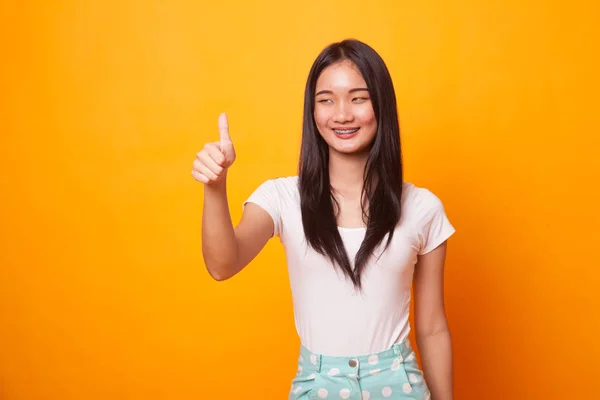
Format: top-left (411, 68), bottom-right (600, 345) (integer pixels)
top-left (348, 359), bottom-right (358, 368)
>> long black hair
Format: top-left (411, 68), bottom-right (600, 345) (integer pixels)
top-left (298, 39), bottom-right (403, 289)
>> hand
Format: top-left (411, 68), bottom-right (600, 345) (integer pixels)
top-left (192, 113), bottom-right (236, 184)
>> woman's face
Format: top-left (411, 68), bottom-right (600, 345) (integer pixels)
top-left (313, 60), bottom-right (378, 156)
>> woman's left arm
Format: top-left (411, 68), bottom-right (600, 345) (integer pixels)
top-left (413, 241), bottom-right (454, 400)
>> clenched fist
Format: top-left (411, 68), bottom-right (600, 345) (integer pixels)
top-left (192, 113), bottom-right (236, 184)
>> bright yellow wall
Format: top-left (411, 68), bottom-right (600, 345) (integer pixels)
top-left (2, 0), bottom-right (599, 398)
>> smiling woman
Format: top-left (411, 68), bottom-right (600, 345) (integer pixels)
top-left (193, 39), bottom-right (455, 400)
top-left (313, 62), bottom-right (378, 154)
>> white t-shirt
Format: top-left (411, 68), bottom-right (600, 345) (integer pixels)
top-left (243, 176), bottom-right (455, 357)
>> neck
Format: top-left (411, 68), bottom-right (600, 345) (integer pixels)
top-left (328, 150), bottom-right (369, 196)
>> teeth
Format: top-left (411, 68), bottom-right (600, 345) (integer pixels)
top-left (333, 128), bottom-right (359, 134)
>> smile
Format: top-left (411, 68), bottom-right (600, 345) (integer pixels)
top-left (333, 128), bottom-right (360, 135)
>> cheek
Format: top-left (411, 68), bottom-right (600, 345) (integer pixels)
top-left (313, 108), bottom-right (329, 128)
top-left (356, 107), bottom-right (376, 126)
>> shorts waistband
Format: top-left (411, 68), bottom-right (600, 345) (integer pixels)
top-left (298, 339), bottom-right (415, 375)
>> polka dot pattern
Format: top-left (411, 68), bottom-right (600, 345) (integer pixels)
top-left (368, 354), bottom-right (379, 365)
top-left (291, 342), bottom-right (429, 399)
top-left (409, 373), bottom-right (419, 383)
top-left (391, 357), bottom-right (402, 371)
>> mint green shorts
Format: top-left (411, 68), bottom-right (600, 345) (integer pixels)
top-left (289, 339), bottom-right (430, 399)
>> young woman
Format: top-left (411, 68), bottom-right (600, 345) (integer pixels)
top-left (192, 39), bottom-right (455, 400)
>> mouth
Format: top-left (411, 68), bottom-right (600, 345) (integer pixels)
top-left (332, 127), bottom-right (360, 136)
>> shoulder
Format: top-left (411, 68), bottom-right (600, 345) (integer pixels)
top-left (402, 181), bottom-right (442, 206)
top-left (249, 175), bottom-right (299, 204)
top-left (402, 182), bottom-right (455, 253)
top-left (272, 175), bottom-right (299, 188)
top-left (401, 181), bottom-right (446, 219)
top-left (257, 175), bottom-right (298, 193)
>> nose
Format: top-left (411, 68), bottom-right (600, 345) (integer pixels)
top-left (333, 101), bottom-right (354, 123)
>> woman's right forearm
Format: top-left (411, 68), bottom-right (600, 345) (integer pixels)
top-left (201, 177), bottom-right (239, 280)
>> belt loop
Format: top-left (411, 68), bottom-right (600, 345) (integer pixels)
top-left (308, 351), bottom-right (322, 373)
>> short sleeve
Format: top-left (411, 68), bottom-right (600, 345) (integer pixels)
top-left (242, 179), bottom-right (283, 237)
top-left (418, 190), bottom-right (456, 255)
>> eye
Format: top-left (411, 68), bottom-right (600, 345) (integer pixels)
top-left (318, 99), bottom-right (333, 104)
top-left (352, 97), bottom-right (369, 103)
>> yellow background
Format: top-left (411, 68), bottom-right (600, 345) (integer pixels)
top-left (2, 0), bottom-right (599, 398)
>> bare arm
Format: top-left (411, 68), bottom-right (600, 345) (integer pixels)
top-left (413, 241), bottom-right (454, 400)
top-left (193, 113), bottom-right (274, 281)
top-left (201, 178), bottom-right (273, 280)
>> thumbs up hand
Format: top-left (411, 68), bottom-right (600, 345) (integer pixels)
top-left (192, 113), bottom-right (237, 185)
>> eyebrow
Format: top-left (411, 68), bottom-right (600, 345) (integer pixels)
top-left (315, 88), bottom-right (369, 96)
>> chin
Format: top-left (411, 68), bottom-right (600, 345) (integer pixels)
top-left (330, 142), bottom-right (371, 155)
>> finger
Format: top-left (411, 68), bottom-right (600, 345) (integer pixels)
top-left (191, 170), bottom-right (209, 184)
top-left (201, 143), bottom-right (226, 166)
top-left (194, 154), bottom-right (224, 178)
top-left (193, 160), bottom-right (220, 181)
top-left (218, 112), bottom-right (231, 151)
